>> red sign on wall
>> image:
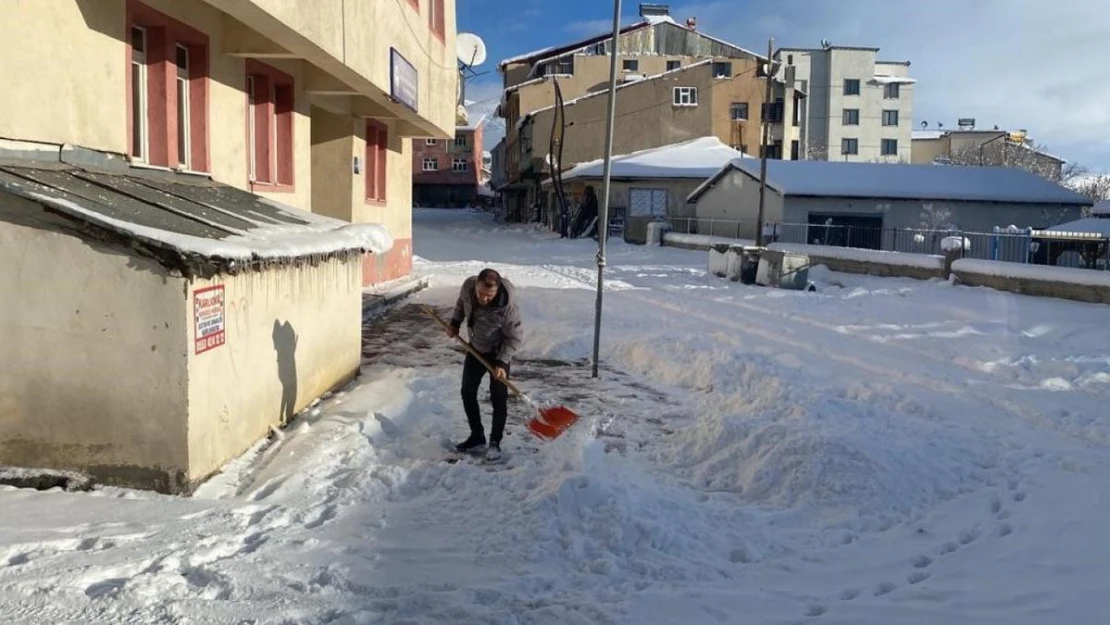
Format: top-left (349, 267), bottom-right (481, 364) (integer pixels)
top-left (194, 285), bottom-right (226, 354)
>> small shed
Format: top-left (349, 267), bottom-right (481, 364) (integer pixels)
top-left (544, 137), bottom-right (748, 242)
top-left (687, 159), bottom-right (1092, 250)
top-left (0, 157), bottom-right (391, 494)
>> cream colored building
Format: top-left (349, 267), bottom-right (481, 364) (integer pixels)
top-left (911, 127), bottom-right (1065, 182)
top-left (494, 4), bottom-right (800, 221)
top-left (0, 0), bottom-right (457, 493)
top-left (0, 0), bottom-right (459, 284)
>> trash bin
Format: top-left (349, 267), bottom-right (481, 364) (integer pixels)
top-left (739, 248), bottom-right (760, 285)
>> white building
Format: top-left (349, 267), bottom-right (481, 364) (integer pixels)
top-left (775, 45), bottom-right (916, 163)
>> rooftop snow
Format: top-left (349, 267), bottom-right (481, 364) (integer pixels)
top-left (498, 14), bottom-right (763, 71)
top-left (912, 130), bottom-right (946, 140)
top-left (0, 163), bottom-right (391, 276)
top-left (688, 159), bottom-right (1094, 206)
top-left (1046, 217), bottom-right (1110, 236)
top-left (1094, 200), bottom-right (1110, 215)
top-left (552, 137), bottom-right (750, 182)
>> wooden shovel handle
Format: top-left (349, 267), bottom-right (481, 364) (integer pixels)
top-left (420, 304), bottom-right (525, 398)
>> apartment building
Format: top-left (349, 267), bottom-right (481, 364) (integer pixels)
top-left (911, 123), bottom-right (1065, 181)
top-left (0, 0), bottom-right (458, 285)
top-left (412, 116), bottom-right (486, 207)
top-left (494, 3), bottom-right (799, 221)
top-left (775, 45), bottom-right (915, 163)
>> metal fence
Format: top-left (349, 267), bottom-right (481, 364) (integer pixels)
top-left (664, 217), bottom-right (1110, 270)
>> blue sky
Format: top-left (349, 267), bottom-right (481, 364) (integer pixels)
top-left (457, 0), bottom-right (1110, 174)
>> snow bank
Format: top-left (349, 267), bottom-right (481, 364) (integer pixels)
top-left (767, 242), bottom-right (945, 271)
top-left (952, 258), bottom-right (1110, 299)
top-left (663, 232), bottom-right (754, 250)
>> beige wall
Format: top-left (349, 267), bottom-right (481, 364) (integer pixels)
top-left (694, 167), bottom-right (785, 223)
top-left (185, 256), bottom-right (362, 484)
top-left (352, 119), bottom-right (413, 241)
top-left (0, 0), bottom-right (128, 154)
top-left (526, 61), bottom-right (766, 172)
top-left (0, 0), bottom-right (438, 248)
top-left (203, 0), bottom-right (457, 135)
top-left (0, 196), bottom-right (190, 492)
top-left (310, 106), bottom-right (355, 222)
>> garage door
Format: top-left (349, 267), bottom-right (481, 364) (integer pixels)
top-left (629, 188), bottom-right (667, 217)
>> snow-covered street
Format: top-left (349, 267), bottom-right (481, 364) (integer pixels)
top-left (2, 208), bottom-right (1109, 624)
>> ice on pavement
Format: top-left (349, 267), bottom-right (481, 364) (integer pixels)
top-left (1, 208), bottom-right (1109, 624)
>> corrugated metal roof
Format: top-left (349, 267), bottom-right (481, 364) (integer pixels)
top-left (0, 162), bottom-right (391, 277)
top-left (688, 159), bottom-right (1094, 206)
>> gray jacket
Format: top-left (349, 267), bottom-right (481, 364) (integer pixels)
top-left (449, 276), bottom-right (523, 367)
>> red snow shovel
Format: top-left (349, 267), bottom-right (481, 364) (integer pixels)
top-left (420, 304), bottom-right (580, 440)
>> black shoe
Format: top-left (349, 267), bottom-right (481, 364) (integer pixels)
top-left (485, 441), bottom-right (502, 462)
top-left (455, 434), bottom-right (486, 453)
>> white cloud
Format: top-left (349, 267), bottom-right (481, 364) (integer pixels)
top-left (670, 0), bottom-right (1110, 170)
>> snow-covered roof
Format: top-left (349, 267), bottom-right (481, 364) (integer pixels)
top-left (456, 113), bottom-right (487, 131)
top-left (498, 14), bottom-right (763, 72)
top-left (912, 130), bottom-right (946, 140)
top-left (548, 137), bottom-right (750, 183)
top-left (0, 162), bottom-right (391, 277)
top-left (1092, 200), bottom-right (1110, 215)
top-left (523, 59), bottom-right (714, 122)
top-left (1045, 217), bottom-right (1110, 236)
top-left (870, 74), bottom-right (917, 85)
top-left (687, 159), bottom-right (1094, 206)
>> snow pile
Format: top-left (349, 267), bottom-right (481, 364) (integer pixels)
top-left (768, 241), bottom-right (945, 270)
top-left (953, 258), bottom-right (1110, 288)
top-left (941, 235), bottom-right (971, 251)
top-left (560, 137), bottom-right (750, 181)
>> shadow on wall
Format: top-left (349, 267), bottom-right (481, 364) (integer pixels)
top-left (272, 319), bottom-right (298, 425)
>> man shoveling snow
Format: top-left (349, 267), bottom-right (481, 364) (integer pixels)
top-left (445, 268), bottom-right (523, 461)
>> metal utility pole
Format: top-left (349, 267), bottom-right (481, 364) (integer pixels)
top-left (591, 0), bottom-right (622, 379)
top-left (756, 37), bottom-right (774, 248)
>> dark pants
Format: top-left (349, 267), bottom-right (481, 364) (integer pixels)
top-left (461, 351), bottom-right (510, 444)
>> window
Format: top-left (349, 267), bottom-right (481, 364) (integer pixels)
top-left (882, 109), bottom-right (899, 126)
top-left (425, 138), bottom-right (437, 146)
top-left (673, 86), bottom-right (697, 106)
top-left (666, 60), bottom-right (681, 71)
top-left (452, 158), bottom-right (468, 172)
top-left (884, 83), bottom-right (900, 99)
top-left (552, 57), bottom-right (573, 75)
top-left (791, 140), bottom-right (800, 160)
top-left (844, 78), bottom-right (860, 95)
top-left (175, 45), bottom-right (190, 168)
top-left (130, 26), bottom-right (149, 161)
top-left (712, 62), bottom-right (732, 78)
top-left (429, 0), bottom-right (445, 40)
top-left (622, 59), bottom-right (639, 72)
top-left (762, 99), bottom-right (784, 123)
top-left (365, 120), bottom-right (388, 202)
top-left (422, 158), bottom-right (438, 171)
top-left (881, 138), bottom-right (898, 155)
top-left (787, 54), bottom-right (794, 65)
top-left (246, 59), bottom-right (295, 189)
top-left (127, 1), bottom-right (209, 171)
top-left (629, 188), bottom-right (667, 217)
top-left (842, 108), bottom-right (859, 125)
top-left (454, 134), bottom-right (467, 147)
top-left (841, 138), bottom-right (859, 155)
top-left (730, 102), bottom-right (749, 121)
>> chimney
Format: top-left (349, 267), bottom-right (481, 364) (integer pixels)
top-left (686, 17), bottom-right (697, 29)
top-left (638, 3), bottom-right (670, 18)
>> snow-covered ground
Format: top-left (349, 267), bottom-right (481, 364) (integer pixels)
top-left (3, 208), bottom-right (1110, 624)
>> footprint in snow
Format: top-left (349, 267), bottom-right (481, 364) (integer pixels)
top-left (907, 571), bottom-right (930, 584)
top-left (805, 604), bottom-right (827, 617)
top-left (874, 582), bottom-right (896, 596)
top-left (839, 588), bottom-right (860, 601)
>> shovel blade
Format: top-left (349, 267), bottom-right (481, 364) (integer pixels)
top-left (526, 405), bottom-right (580, 440)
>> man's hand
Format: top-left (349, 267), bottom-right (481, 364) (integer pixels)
top-left (493, 366), bottom-right (507, 382)
top-left (446, 324), bottom-right (458, 338)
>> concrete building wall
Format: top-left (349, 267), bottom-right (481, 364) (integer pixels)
top-left (185, 257), bottom-right (362, 485)
top-left (782, 47), bottom-right (913, 163)
top-left (785, 197), bottom-right (1083, 231)
top-left (693, 168), bottom-right (786, 224)
top-left (0, 195), bottom-right (190, 492)
top-left (526, 61), bottom-right (767, 172)
top-left (0, 0), bottom-right (455, 286)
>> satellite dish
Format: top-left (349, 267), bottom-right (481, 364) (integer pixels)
top-left (457, 33), bottom-right (487, 67)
